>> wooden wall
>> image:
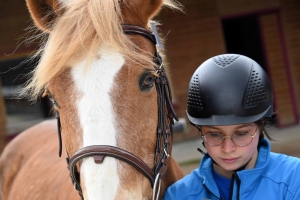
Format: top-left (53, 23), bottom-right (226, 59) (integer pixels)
top-left (281, 0), bottom-right (300, 120)
top-left (260, 13), bottom-right (297, 126)
top-left (217, 0), bottom-right (280, 16)
top-left (0, 0), bottom-right (38, 61)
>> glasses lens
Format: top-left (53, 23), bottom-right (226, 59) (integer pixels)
top-left (202, 127), bottom-right (257, 146)
top-left (232, 132), bottom-right (253, 146)
top-left (204, 133), bottom-right (224, 146)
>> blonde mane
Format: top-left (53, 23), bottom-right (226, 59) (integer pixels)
top-left (22, 0), bottom-right (182, 100)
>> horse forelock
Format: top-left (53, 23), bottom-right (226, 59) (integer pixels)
top-left (23, 0), bottom-right (136, 100)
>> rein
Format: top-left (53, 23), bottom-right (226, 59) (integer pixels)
top-left (55, 24), bottom-right (178, 200)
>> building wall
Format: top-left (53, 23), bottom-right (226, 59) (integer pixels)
top-left (260, 12), bottom-right (297, 126)
top-left (281, 0), bottom-right (300, 119)
top-left (0, 0), bottom-right (38, 61)
top-left (217, 0), bottom-right (280, 16)
top-left (0, 0), bottom-right (41, 150)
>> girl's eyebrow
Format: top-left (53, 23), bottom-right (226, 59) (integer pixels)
top-left (205, 124), bottom-right (253, 130)
top-left (205, 126), bottom-right (221, 130)
top-left (235, 124), bottom-right (253, 129)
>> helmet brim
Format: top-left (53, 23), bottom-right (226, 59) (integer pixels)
top-left (186, 105), bottom-right (272, 126)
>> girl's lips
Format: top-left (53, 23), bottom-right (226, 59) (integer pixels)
top-left (221, 157), bottom-right (239, 164)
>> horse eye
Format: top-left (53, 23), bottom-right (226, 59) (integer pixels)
top-left (144, 76), bottom-right (154, 86)
top-left (139, 72), bottom-right (155, 91)
top-left (45, 90), bottom-right (60, 108)
top-left (47, 93), bottom-right (54, 102)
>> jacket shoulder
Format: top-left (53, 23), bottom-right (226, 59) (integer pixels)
top-left (265, 153), bottom-right (300, 184)
top-left (163, 168), bottom-right (207, 200)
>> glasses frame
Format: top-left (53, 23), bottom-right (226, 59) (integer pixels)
top-left (199, 126), bottom-right (258, 147)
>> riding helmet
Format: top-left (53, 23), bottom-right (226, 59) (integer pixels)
top-left (186, 54), bottom-right (273, 126)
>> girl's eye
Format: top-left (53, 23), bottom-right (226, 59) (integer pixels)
top-left (208, 132), bottom-right (222, 138)
top-left (235, 132), bottom-right (248, 137)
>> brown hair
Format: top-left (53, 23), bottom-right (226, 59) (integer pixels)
top-left (255, 119), bottom-right (276, 143)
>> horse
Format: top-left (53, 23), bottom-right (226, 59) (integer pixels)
top-left (0, 0), bottom-right (185, 199)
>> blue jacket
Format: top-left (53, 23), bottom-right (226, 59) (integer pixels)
top-left (163, 139), bottom-right (300, 200)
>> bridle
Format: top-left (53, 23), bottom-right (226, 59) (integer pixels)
top-left (54, 24), bottom-right (178, 200)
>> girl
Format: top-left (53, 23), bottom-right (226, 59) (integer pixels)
top-left (163, 54), bottom-right (300, 200)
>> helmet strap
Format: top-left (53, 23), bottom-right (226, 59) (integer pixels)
top-left (197, 141), bottom-right (206, 155)
top-left (197, 147), bottom-right (206, 155)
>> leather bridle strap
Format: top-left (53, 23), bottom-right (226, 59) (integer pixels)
top-left (121, 24), bottom-right (157, 45)
top-left (68, 145), bottom-right (155, 192)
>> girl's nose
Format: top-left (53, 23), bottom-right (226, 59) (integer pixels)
top-left (221, 137), bottom-right (236, 153)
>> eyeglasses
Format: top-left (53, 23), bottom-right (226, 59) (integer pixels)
top-left (200, 127), bottom-right (258, 147)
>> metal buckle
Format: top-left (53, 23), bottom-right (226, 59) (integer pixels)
top-left (163, 148), bottom-right (170, 158)
top-left (152, 173), bottom-right (162, 200)
top-left (150, 22), bottom-right (164, 50)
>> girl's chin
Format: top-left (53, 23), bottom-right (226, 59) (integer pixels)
top-left (217, 162), bottom-right (245, 173)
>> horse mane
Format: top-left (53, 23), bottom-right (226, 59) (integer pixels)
top-left (21, 0), bottom-right (183, 101)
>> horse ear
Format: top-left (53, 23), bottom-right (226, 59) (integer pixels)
top-left (26, 0), bottom-right (63, 32)
top-left (121, 0), bottom-right (164, 25)
top-left (144, 0), bottom-right (164, 20)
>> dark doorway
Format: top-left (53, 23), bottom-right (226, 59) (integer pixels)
top-left (222, 15), bottom-right (267, 72)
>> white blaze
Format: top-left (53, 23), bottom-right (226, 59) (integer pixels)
top-left (72, 45), bottom-right (124, 200)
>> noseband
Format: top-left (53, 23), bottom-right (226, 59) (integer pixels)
top-left (55, 24), bottom-right (178, 200)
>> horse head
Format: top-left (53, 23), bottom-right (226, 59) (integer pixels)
top-left (23, 0), bottom-right (184, 199)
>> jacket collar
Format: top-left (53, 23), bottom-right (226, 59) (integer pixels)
top-left (197, 139), bottom-right (271, 197)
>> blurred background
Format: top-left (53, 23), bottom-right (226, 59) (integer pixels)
top-left (0, 0), bottom-right (300, 173)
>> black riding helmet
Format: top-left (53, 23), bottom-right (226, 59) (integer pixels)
top-left (186, 54), bottom-right (273, 126)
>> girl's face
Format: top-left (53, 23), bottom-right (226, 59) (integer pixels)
top-left (201, 123), bottom-right (260, 178)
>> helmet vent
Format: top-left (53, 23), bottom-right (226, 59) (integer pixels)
top-left (187, 74), bottom-right (204, 110)
top-left (213, 55), bottom-right (239, 68)
top-left (243, 70), bottom-right (268, 108)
